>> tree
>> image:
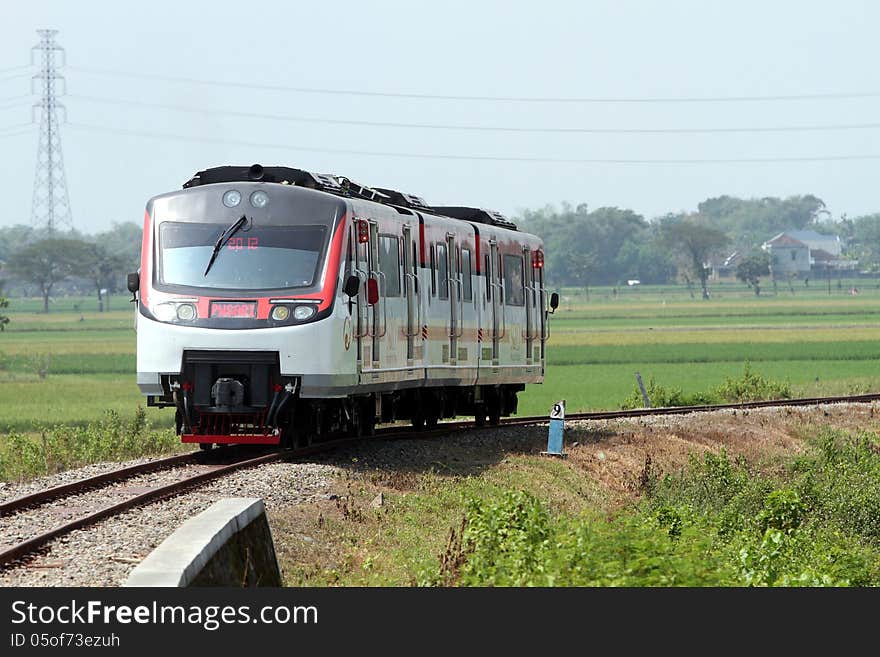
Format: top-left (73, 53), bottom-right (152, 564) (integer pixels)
top-left (660, 216), bottom-right (730, 299)
top-left (697, 194), bottom-right (826, 252)
top-left (736, 251), bottom-right (771, 296)
top-left (0, 265), bottom-right (8, 331)
top-left (79, 243), bottom-right (129, 311)
top-left (850, 213), bottom-right (880, 272)
top-left (517, 203), bottom-right (675, 287)
top-left (94, 222), bottom-right (142, 271)
top-left (6, 238), bottom-right (91, 313)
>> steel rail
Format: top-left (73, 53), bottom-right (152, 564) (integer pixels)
top-left (0, 423), bottom-right (459, 567)
top-left (2, 391), bottom-right (878, 568)
top-left (0, 452), bottom-right (202, 516)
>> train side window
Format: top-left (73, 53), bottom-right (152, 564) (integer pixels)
top-left (412, 242), bottom-right (419, 294)
top-left (531, 257), bottom-right (538, 305)
top-left (503, 254), bottom-right (524, 306)
top-left (430, 246), bottom-right (436, 296)
top-left (498, 253), bottom-right (504, 304)
top-left (378, 235), bottom-right (401, 297)
top-left (437, 243), bottom-right (448, 300)
top-left (485, 254), bottom-right (491, 301)
top-left (344, 230), bottom-right (353, 279)
top-left (461, 248), bottom-right (472, 301)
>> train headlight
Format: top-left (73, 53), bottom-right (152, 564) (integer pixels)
top-left (293, 305), bottom-right (316, 321)
top-left (250, 190), bottom-right (269, 209)
top-left (222, 189), bottom-right (242, 208)
top-left (271, 305), bottom-right (290, 321)
top-left (176, 303), bottom-right (197, 321)
top-left (153, 303), bottom-right (177, 322)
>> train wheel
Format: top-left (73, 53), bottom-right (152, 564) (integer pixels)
top-left (423, 392), bottom-right (440, 430)
top-left (359, 398), bottom-right (376, 437)
top-left (474, 406), bottom-right (486, 427)
top-left (199, 442), bottom-right (213, 451)
top-left (487, 395), bottom-right (502, 426)
top-left (411, 409), bottom-right (426, 430)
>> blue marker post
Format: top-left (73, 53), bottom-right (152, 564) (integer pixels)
top-left (542, 400), bottom-right (567, 458)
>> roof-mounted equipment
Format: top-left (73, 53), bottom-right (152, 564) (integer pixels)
top-left (182, 164), bottom-right (346, 195)
top-left (431, 206), bottom-right (517, 231)
top-left (374, 188), bottom-right (432, 211)
top-left (335, 177), bottom-right (392, 204)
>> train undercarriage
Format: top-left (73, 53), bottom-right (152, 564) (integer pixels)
top-left (146, 350), bottom-right (523, 449)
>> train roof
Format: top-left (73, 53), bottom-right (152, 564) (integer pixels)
top-left (182, 164), bottom-right (518, 231)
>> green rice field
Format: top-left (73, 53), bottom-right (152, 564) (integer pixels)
top-left (2, 282), bottom-right (880, 432)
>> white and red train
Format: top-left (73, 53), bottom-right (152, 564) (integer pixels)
top-left (129, 164), bottom-right (558, 447)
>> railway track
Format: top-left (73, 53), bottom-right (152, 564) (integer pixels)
top-left (0, 423), bottom-right (461, 568)
top-left (2, 391), bottom-right (878, 569)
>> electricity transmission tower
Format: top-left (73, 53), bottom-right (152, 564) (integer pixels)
top-left (30, 29), bottom-right (72, 233)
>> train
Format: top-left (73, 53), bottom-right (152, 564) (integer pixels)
top-left (128, 164), bottom-right (558, 448)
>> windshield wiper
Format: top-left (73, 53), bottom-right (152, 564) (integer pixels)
top-left (203, 215), bottom-right (248, 277)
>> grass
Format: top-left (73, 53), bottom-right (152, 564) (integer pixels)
top-left (273, 425), bottom-right (880, 586)
top-left (276, 449), bottom-right (608, 586)
top-left (3, 286), bottom-right (880, 473)
top-left (0, 297), bottom-right (174, 477)
top-left (518, 360), bottom-right (880, 416)
top-left (517, 286), bottom-right (880, 415)
top-left (0, 407), bottom-right (184, 482)
top-left (0, 374), bottom-right (172, 432)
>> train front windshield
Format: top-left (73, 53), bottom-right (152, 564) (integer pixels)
top-left (158, 221), bottom-right (327, 291)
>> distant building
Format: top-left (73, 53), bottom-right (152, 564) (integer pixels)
top-left (784, 230), bottom-right (841, 257)
top-left (761, 230), bottom-right (854, 277)
top-left (712, 251), bottom-right (743, 279)
top-left (762, 233), bottom-right (811, 275)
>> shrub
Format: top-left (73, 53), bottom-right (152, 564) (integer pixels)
top-left (0, 407), bottom-right (181, 482)
top-left (757, 489), bottom-right (807, 533)
top-left (713, 362), bottom-right (791, 402)
top-left (620, 375), bottom-right (719, 409)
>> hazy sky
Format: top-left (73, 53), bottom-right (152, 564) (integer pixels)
top-left (1, 1), bottom-right (878, 233)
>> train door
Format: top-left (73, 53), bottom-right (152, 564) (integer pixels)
top-left (446, 232), bottom-right (462, 365)
top-left (402, 224), bottom-right (419, 362)
top-left (353, 219), bottom-right (371, 368)
top-left (536, 251), bottom-right (547, 360)
top-left (368, 221), bottom-right (385, 366)
top-left (488, 240), bottom-right (502, 361)
top-left (523, 246), bottom-right (535, 362)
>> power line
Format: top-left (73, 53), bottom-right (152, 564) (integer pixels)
top-left (0, 71), bottom-right (33, 83)
top-left (67, 122), bottom-right (880, 164)
top-left (0, 65), bottom-right (31, 75)
top-left (67, 65), bottom-right (880, 104)
top-left (0, 99), bottom-right (32, 111)
top-left (0, 122), bottom-right (33, 133)
top-left (66, 93), bottom-right (880, 135)
top-left (0, 127), bottom-right (33, 140)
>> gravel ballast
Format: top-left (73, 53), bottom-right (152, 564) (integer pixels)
top-left (0, 461), bottom-right (338, 587)
top-left (2, 401), bottom-right (877, 587)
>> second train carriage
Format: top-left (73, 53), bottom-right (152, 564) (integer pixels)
top-left (129, 164), bottom-right (558, 448)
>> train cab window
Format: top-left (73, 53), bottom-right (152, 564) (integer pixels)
top-left (461, 249), bottom-right (472, 301)
top-left (437, 244), bottom-right (449, 300)
top-left (503, 254), bottom-right (525, 306)
top-left (378, 235), bottom-right (401, 297)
